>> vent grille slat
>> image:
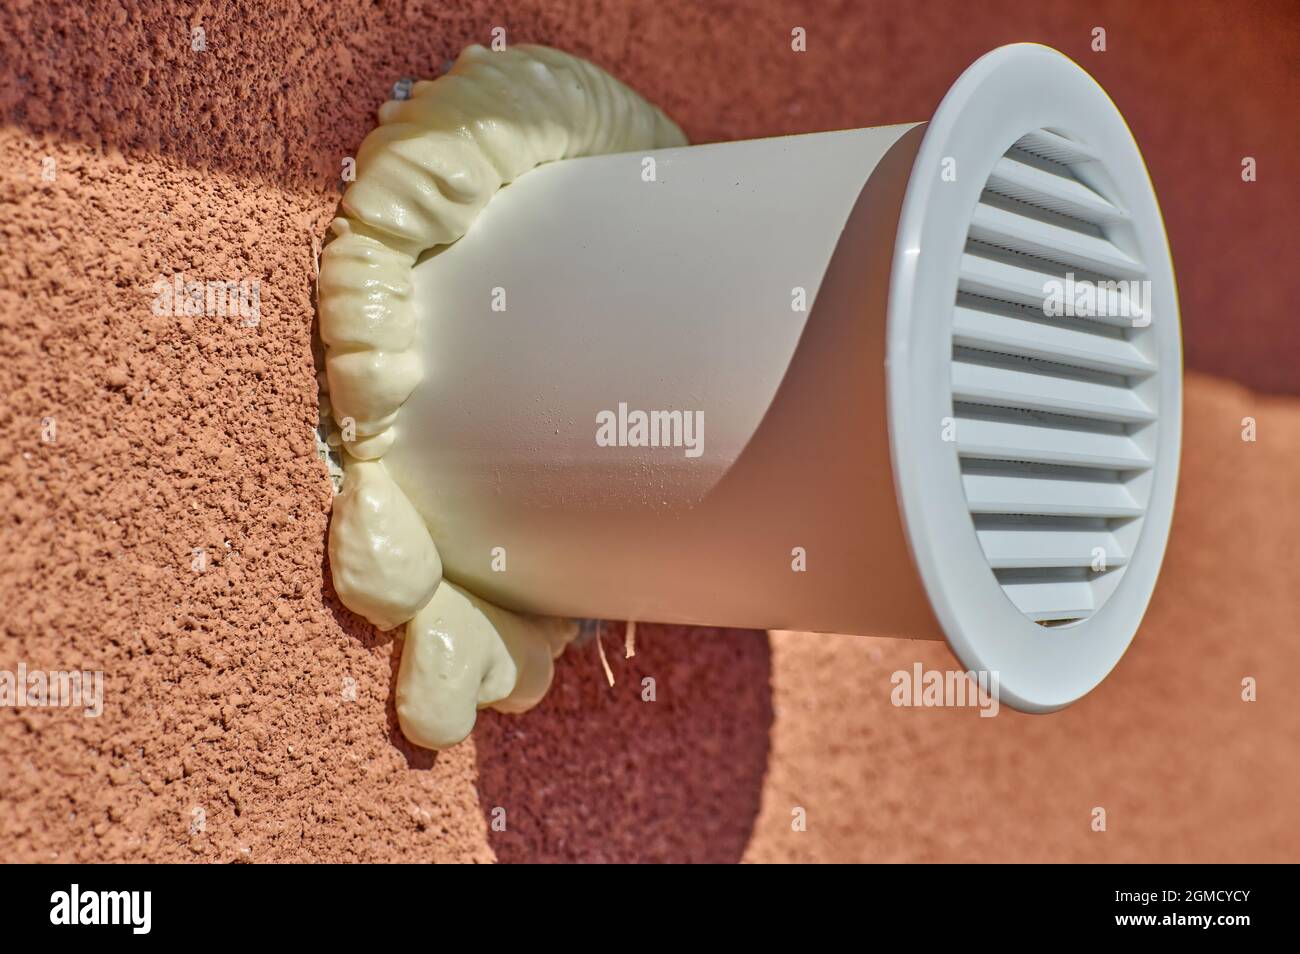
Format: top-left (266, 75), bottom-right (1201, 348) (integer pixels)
top-left (958, 253), bottom-right (1145, 328)
top-left (969, 202), bottom-right (1145, 278)
top-left (952, 129), bottom-right (1157, 625)
top-left (986, 155), bottom-right (1128, 226)
top-left (1012, 129), bottom-right (1103, 166)
top-left (955, 415), bottom-right (1151, 471)
top-left (962, 468), bottom-right (1143, 518)
top-left (952, 305), bottom-right (1155, 377)
top-left (998, 577), bottom-right (1097, 622)
top-left (975, 526), bottom-right (1128, 570)
top-left (952, 359), bottom-right (1155, 424)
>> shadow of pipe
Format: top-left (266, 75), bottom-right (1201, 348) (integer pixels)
top-left (474, 623), bottom-right (773, 863)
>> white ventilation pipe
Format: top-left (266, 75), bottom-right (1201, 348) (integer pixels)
top-left (383, 43), bottom-right (1182, 712)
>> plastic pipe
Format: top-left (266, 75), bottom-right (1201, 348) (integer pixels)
top-left (385, 122), bottom-right (945, 639)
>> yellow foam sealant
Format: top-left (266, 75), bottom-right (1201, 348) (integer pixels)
top-left (318, 43), bottom-right (686, 749)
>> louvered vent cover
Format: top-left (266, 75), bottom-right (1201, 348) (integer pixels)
top-left (951, 129), bottom-right (1156, 626)
top-left (887, 43), bottom-right (1181, 711)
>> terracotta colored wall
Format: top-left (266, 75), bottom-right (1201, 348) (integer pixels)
top-left (2, 1), bottom-right (1297, 862)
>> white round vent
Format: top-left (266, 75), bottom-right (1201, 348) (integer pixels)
top-left (888, 44), bottom-right (1181, 711)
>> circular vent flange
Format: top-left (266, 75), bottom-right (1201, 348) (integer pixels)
top-left (885, 44), bottom-right (1182, 712)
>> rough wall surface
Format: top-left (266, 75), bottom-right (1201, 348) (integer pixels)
top-left (1, 1), bottom-right (1297, 862)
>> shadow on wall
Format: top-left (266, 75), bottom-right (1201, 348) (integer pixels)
top-left (322, 537), bottom-right (775, 855)
top-left (474, 624), bottom-right (773, 863)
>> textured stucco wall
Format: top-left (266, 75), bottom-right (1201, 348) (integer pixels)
top-left (1, 0), bottom-right (1297, 862)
